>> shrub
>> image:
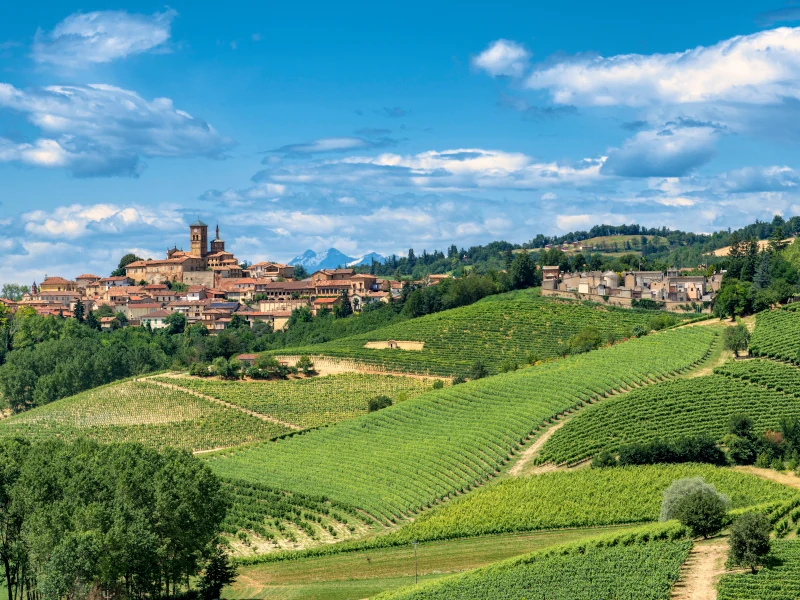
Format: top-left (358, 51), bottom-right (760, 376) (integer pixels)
top-left (368, 395), bottom-right (393, 412)
top-left (432, 380), bottom-right (444, 390)
top-left (452, 375), bottom-right (466, 385)
top-left (648, 313), bottom-right (678, 331)
top-left (632, 325), bottom-right (648, 338)
top-left (567, 327), bottom-right (603, 354)
top-left (771, 457), bottom-right (785, 471)
top-left (470, 360), bottom-right (489, 380)
top-left (591, 449), bottom-right (618, 468)
top-left (728, 512), bottom-right (771, 573)
top-left (616, 435), bottom-right (726, 467)
top-left (755, 452), bottom-right (771, 468)
top-left (296, 354), bottom-right (315, 375)
top-left (498, 359), bottom-right (518, 373)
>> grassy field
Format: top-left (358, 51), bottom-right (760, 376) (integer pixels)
top-left (271, 292), bottom-right (685, 376)
top-left (539, 370), bottom-right (800, 465)
top-left (225, 526), bottom-right (638, 599)
top-left (204, 327), bottom-right (716, 523)
top-left (374, 525), bottom-right (691, 600)
top-left (380, 464), bottom-right (795, 543)
top-left (155, 374), bottom-right (439, 428)
top-left (0, 380), bottom-right (287, 451)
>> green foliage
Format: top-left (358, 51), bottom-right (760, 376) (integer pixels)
top-left (199, 544), bottom-right (237, 600)
top-left (0, 438), bottom-right (227, 599)
top-left (509, 250), bottom-right (538, 289)
top-left (469, 360), bottom-right (488, 380)
top-left (296, 354), bottom-right (314, 374)
top-left (718, 540), bottom-right (800, 599)
top-left (540, 368), bottom-right (800, 465)
top-left (616, 435), bottom-right (726, 467)
top-left (714, 279), bottom-right (755, 319)
top-left (567, 326), bottom-right (603, 354)
top-left (671, 488), bottom-right (729, 538)
top-left (591, 449), bottom-right (618, 468)
top-left (368, 395), bottom-right (393, 412)
top-left (157, 373), bottom-right (433, 429)
top-left (724, 324), bottom-right (751, 357)
top-left (381, 465), bottom-right (787, 544)
top-left (660, 477), bottom-right (729, 525)
top-left (110, 252), bottom-right (142, 277)
top-left (727, 512), bottom-right (772, 574)
top-left (0, 380), bottom-right (288, 451)
top-left (205, 328), bottom-right (715, 522)
top-left (750, 306), bottom-right (800, 362)
top-left (273, 294), bottom-right (682, 376)
top-left (0, 283), bottom-right (29, 302)
top-left (373, 537), bottom-right (691, 600)
top-left (165, 311), bottom-right (187, 335)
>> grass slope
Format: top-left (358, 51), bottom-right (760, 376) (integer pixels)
top-left (0, 380), bottom-right (287, 451)
top-left (225, 526), bottom-right (639, 600)
top-left (383, 464), bottom-right (795, 543)
top-left (273, 293), bottom-right (676, 376)
top-left (204, 327), bottom-right (715, 523)
top-left (374, 527), bottom-right (691, 600)
top-left (155, 374), bottom-right (438, 428)
top-left (540, 370), bottom-right (800, 465)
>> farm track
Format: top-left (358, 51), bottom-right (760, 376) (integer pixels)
top-left (670, 538), bottom-right (728, 600)
top-left (141, 377), bottom-right (303, 431)
top-left (511, 331), bottom-right (723, 474)
top-left (733, 465), bottom-right (800, 490)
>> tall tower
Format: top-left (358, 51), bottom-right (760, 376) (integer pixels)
top-left (190, 219), bottom-right (209, 257)
top-left (210, 223), bottom-right (225, 253)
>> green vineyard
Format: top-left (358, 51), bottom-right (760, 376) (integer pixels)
top-left (204, 327), bottom-right (716, 522)
top-left (154, 373), bottom-right (438, 428)
top-left (717, 540), bottom-right (800, 600)
top-left (375, 530), bottom-right (691, 600)
top-left (750, 306), bottom-right (800, 362)
top-left (272, 295), bottom-right (681, 375)
top-left (714, 358), bottom-right (800, 396)
top-left (383, 464), bottom-right (795, 543)
top-left (0, 380), bottom-right (288, 451)
top-left (539, 371), bottom-right (800, 465)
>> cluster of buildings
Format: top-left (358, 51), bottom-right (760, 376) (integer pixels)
top-left (541, 266), bottom-right (721, 310)
top-left (0, 221), bottom-right (438, 333)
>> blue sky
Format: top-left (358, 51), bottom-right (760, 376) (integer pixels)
top-left (2, 1), bottom-right (800, 281)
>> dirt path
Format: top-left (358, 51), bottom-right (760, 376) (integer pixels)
top-left (142, 377), bottom-right (303, 430)
top-left (733, 465), bottom-right (800, 489)
top-left (508, 418), bottom-right (570, 477)
top-left (671, 538), bottom-right (728, 600)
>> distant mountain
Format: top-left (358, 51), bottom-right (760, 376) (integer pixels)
top-left (290, 248), bottom-right (385, 271)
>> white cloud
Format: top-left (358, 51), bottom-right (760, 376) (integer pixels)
top-left (473, 39), bottom-right (531, 78)
top-left (601, 127), bottom-right (718, 177)
top-left (262, 148), bottom-right (606, 190)
top-left (33, 9), bottom-right (176, 68)
top-left (22, 204), bottom-right (185, 239)
top-left (0, 83), bottom-right (230, 176)
top-left (556, 213), bottom-right (627, 231)
top-left (525, 27), bottom-right (800, 106)
top-left (541, 192), bottom-right (558, 201)
top-left (719, 165), bottom-right (800, 193)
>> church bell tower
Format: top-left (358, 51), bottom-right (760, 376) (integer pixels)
top-left (189, 219), bottom-right (209, 257)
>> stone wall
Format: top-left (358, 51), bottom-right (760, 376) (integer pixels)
top-left (183, 271), bottom-right (215, 288)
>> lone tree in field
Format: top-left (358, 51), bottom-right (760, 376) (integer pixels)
top-left (724, 324), bottom-right (751, 357)
top-left (661, 477), bottom-right (729, 538)
top-left (729, 512), bottom-right (771, 573)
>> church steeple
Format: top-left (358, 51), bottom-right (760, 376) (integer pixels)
top-left (210, 223), bottom-right (225, 253)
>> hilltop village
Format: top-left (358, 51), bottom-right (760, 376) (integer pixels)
top-left (0, 220), bottom-right (423, 332)
top-left (0, 219), bottom-right (728, 332)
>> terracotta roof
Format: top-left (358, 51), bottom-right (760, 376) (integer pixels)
top-left (76, 274), bottom-right (101, 280)
top-left (187, 285), bottom-right (206, 292)
top-left (99, 317), bottom-right (118, 323)
top-left (41, 277), bottom-right (73, 284)
top-left (36, 291), bottom-right (80, 297)
top-left (142, 310), bottom-right (173, 319)
top-left (128, 303), bottom-right (163, 309)
top-left (143, 284), bottom-right (169, 290)
top-left (313, 297), bottom-right (339, 304)
top-left (99, 276), bottom-right (130, 282)
top-left (237, 354), bottom-right (258, 360)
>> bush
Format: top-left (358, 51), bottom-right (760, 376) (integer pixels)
top-left (432, 380), bottom-right (444, 390)
top-left (724, 323), bottom-right (751, 357)
top-left (648, 313), bottom-right (678, 331)
top-left (567, 327), bottom-right (603, 354)
top-left (498, 359), bottom-right (518, 373)
top-left (771, 457), bottom-right (785, 471)
top-left (755, 452), bottom-right (771, 468)
top-left (470, 360), bottom-right (489, 380)
top-left (452, 376), bottom-right (466, 385)
top-left (728, 512), bottom-right (771, 573)
top-left (296, 354), bottom-right (315, 375)
top-left (368, 395), bottom-right (392, 412)
top-left (632, 325), bottom-right (648, 338)
top-left (591, 449), bottom-right (618, 468)
top-left (189, 362), bottom-right (211, 377)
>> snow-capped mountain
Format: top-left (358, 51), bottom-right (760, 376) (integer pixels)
top-left (289, 248), bottom-right (385, 271)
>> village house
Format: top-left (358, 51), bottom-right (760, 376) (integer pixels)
top-left (39, 277), bottom-right (77, 293)
top-left (75, 274), bottom-right (101, 289)
top-left (141, 310), bottom-right (173, 329)
top-left (249, 262), bottom-right (295, 280)
top-left (98, 276), bottom-right (133, 290)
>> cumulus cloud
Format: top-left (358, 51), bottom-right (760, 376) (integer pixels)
top-left (22, 204), bottom-right (185, 239)
top-left (0, 83), bottom-right (231, 177)
top-left (524, 27), bottom-right (800, 106)
top-left (720, 165), bottom-right (800, 193)
top-left (33, 9), bottom-right (176, 68)
top-left (473, 39), bottom-right (531, 77)
top-left (601, 127), bottom-right (718, 177)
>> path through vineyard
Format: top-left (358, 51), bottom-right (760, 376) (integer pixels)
top-left (142, 377), bottom-right (303, 430)
top-left (734, 465), bottom-right (800, 489)
top-left (508, 418), bottom-right (569, 476)
top-left (670, 538), bottom-right (728, 600)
